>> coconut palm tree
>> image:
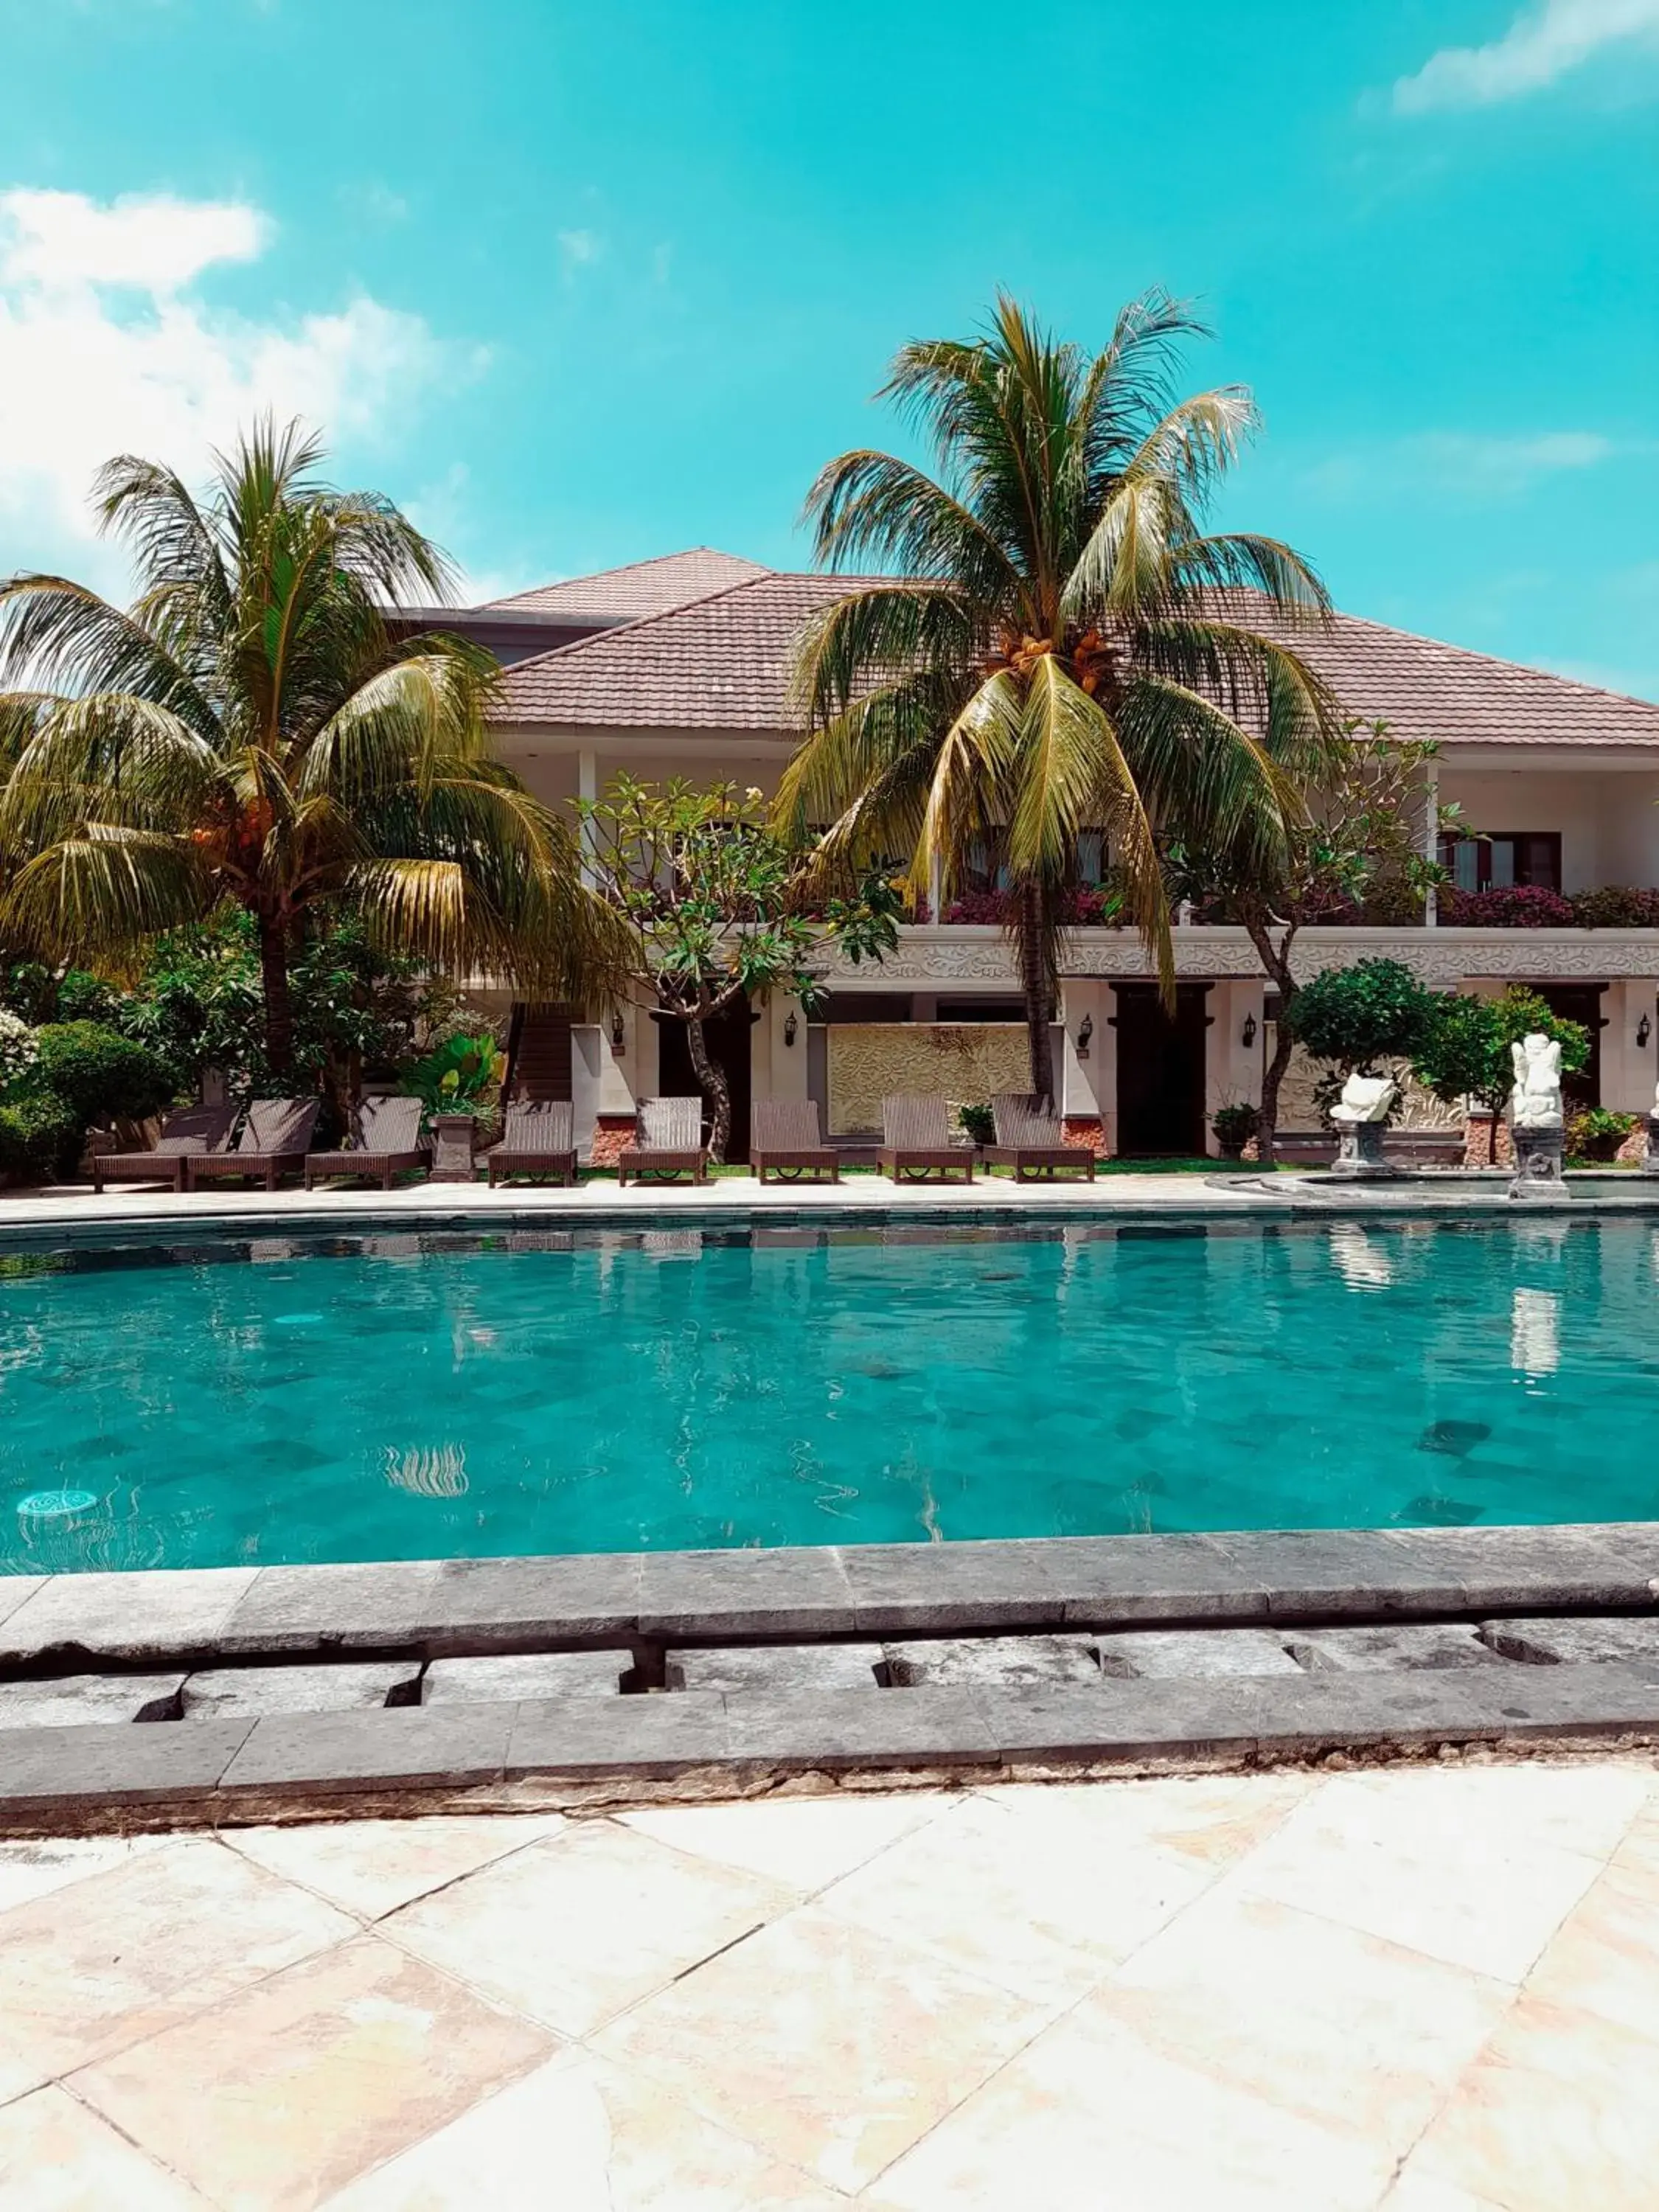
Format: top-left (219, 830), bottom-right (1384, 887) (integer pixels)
top-left (779, 293), bottom-right (1343, 1107)
top-left (0, 420), bottom-right (626, 1070)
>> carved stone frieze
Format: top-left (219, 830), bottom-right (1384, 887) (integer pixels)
top-left (814, 925), bottom-right (1659, 990)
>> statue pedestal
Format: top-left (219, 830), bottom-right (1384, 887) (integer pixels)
top-left (428, 1113), bottom-right (478, 1183)
top-left (1327, 1121), bottom-right (1397, 1180)
top-left (1508, 1124), bottom-right (1567, 1200)
top-left (1644, 1116), bottom-right (1659, 1178)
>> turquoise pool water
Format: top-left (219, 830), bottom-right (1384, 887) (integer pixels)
top-left (1, 1216), bottom-right (1656, 1573)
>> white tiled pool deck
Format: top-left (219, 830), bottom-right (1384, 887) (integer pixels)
top-left (1, 1759), bottom-right (1655, 2208)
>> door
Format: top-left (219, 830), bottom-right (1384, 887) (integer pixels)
top-left (1112, 984), bottom-right (1212, 1157)
top-left (653, 1000), bottom-right (757, 1161)
top-left (1534, 984), bottom-right (1606, 1110)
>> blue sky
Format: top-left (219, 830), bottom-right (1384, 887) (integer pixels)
top-left (0, 0), bottom-right (1655, 693)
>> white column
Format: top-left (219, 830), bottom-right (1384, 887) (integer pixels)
top-left (928, 855), bottom-right (944, 923)
top-left (579, 749), bottom-right (598, 890)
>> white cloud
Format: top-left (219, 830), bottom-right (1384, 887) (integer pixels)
top-left (1394, 0), bottom-right (1659, 112)
top-left (1307, 429), bottom-right (1621, 501)
top-left (0, 188), bottom-right (267, 292)
top-left (557, 228), bottom-right (603, 275)
top-left (0, 187), bottom-right (469, 594)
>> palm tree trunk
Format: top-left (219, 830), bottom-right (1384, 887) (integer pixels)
top-left (257, 910), bottom-right (296, 1075)
top-left (684, 1014), bottom-right (730, 1164)
top-left (1016, 880), bottom-right (1055, 1109)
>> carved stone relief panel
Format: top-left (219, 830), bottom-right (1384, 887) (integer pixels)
top-left (825, 1023), bottom-right (1033, 1136)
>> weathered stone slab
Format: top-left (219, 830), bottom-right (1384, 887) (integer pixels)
top-left (507, 1692), bottom-right (730, 1778)
top-left (883, 1635), bottom-right (1100, 1688)
top-left (424, 1651), bottom-right (631, 1703)
top-left (422, 1554), bottom-right (643, 1649)
top-left (218, 1703), bottom-right (513, 1795)
top-left (0, 1568), bottom-right (258, 1663)
top-left (0, 1671), bottom-right (185, 1728)
top-left (1480, 1615), bottom-right (1659, 1666)
top-left (667, 1644), bottom-right (883, 1694)
top-left (1287, 1624), bottom-right (1503, 1673)
top-left (641, 1548), bottom-right (855, 1637)
top-left (219, 1562), bottom-right (443, 1655)
top-left (179, 1660), bottom-right (422, 1719)
top-left (977, 1678), bottom-right (1276, 1761)
top-left (1213, 1530), bottom-right (1456, 1619)
top-left (1044, 1535), bottom-right (1271, 1625)
top-left (1093, 1629), bottom-right (1302, 1680)
top-left (1394, 1525), bottom-right (1659, 1611)
top-left (723, 1686), bottom-right (996, 1770)
top-left (1463, 1658), bottom-right (1659, 1739)
top-left (0, 1717), bottom-right (252, 1816)
top-left (0, 1577), bottom-right (44, 1631)
top-left (841, 1541), bottom-right (1061, 1632)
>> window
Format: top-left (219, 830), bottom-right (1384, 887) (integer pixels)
top-left (1437, 832), bottom-right (1562, 894)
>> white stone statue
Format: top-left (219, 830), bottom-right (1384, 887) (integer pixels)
top-left (1509, 1032), bottom-right (1564, 1130)
top-left (1330, 1071), bottom-right (1397, 1126)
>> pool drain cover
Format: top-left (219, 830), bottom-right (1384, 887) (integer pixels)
top-left (16, 1489), bottom-right (98, 1518)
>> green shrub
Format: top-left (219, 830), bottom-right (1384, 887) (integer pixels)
top-left (0, 1092), bottom-right (84, 1184)
top-left (1289, 959), bottom-right (1436, 1072)
top-left (1567, 1107), bottom-right (1636, 1164)
top-left (1211, 1102), bottom-right (1261, 1154)
top-left (33, 1023), bottom-right (177, 1128)
top-left (400, 1031), bottom-right (505, 1118)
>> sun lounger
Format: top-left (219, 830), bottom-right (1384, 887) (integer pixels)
top-left (617, 1096), bottom-right (708, 1186)
top-left (484, 1100), bottom-right (578, 1186)
top-left (751, 1099), bottom-right (841, 1183)
top-left (877, 1094), bottom-right (974, 1183)
top-left (91, 1104), bottom-right (238, 1194)
top-left (302, 1096), bottom-right (428, 1190)
top-left (984, 1093), bottom-right (1096, 1181)
top-left (184, 1096), bottom-right (321, 1192)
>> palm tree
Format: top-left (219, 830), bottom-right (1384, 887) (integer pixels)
top-left (0, 420), bottom-right (625, 1069)
top-left (779, 293), bottom-right (1343, 1107)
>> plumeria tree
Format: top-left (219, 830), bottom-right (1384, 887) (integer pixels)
top-left (0, 420), bottom-right (628, 1071)
top-left (578, 775), bottom-right (898, 1161)
top-left (779, 291), bottom-right (1343, 1107)
top-left (1165, 725), bottom-right (1453, 1165)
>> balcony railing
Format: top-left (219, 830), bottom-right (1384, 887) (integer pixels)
top-left (919, 885), bottom-right (1659, 931)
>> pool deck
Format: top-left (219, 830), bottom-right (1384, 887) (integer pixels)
top-left (0, 1162), bottom-right (1653, 1250)
top-left (7, 1757), bottom-right (1658, 2207)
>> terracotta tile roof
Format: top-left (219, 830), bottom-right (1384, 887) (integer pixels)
top-left (484, 548), bottom-right (770, 620)
top-left (1241, 600), bottom-right (1659, 751)
top-left (498, 571), bottom-right (872, 730)
top-left (496, 564), bottom-right (1659, 748)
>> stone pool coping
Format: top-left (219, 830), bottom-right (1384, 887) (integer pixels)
top-left (2, 1528), bottom-right (1658, 1828)
top-left (7, 1526), bottom-right (1659, 1669)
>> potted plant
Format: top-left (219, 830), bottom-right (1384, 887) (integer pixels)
top-left (401, 1032), bottom-right (506, 1181)
top-left (1211, 1101), bottom-right (1261, 1161)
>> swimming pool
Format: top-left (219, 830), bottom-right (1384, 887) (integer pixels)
top-left (1, 1215), bottom-right (1656, 1573)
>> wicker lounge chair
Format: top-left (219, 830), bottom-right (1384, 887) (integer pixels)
top-left (984, 1093), bottom-right (1096, 1182)
top-left (183, 1096), bottom-right (321, 1192)
top-left (877, 1094), bottom-right (974, 1183)
top-left (91, 1104), bottom-right (238, 1194)
top-left (484, 1100), bottom-right (578, 1187)
top-left (302, 1095), bottom-right (428, 1190)
top-left (617, 1096), bottom-right (707, 1186)
top-left (751, 1099), bottom-right (841, 1183)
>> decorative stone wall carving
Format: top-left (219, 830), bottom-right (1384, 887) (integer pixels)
top-left (825, 1023), bottom-right (1033, 1137)
top-left (813, 924), bottom-right (1659, 989)
top-left (1270, 1040), bottom-right (1461, 1133)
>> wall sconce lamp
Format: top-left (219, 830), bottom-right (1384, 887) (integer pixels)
top-left (1640, 1014), bottom-right (1652, 1050)
top-left (1076, 1012), bottom-right (1093, 1061)
top-left (1242, 1013), bottom-right (1258, 1049)
top-left (783, 1010), bottom-right (798, 1048)
top-left (609, 1010), bottom-right (626, 1055)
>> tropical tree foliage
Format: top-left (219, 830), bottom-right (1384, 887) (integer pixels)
top-left (1412, 985), bottom-right (1590, 1164)
top-left (779, 292), bottom-right (1343, 1105)
top-left (0, 420), bottom-right (627, 1069)
top-left (579, 775), bottom-right (899, 1161)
